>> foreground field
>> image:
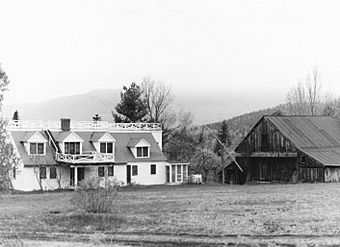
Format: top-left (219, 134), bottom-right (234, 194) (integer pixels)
top-left (1, 183), bottom-right (340, 246)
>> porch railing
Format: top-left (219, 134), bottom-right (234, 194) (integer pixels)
top-left (7, 120), bottom-right (162, 131)
top-left (56, 152), bottom-right (114, 164)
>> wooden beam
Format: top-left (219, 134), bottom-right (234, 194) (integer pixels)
top-left (239, 152), bottom-right (298, 158)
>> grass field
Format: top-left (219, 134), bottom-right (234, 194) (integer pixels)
top-left (2, 183), bottom-right (340, 246)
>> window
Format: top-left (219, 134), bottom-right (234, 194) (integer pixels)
top-left (50, 167), bottom-right (57, 179)
top-left (30, 143), bottom-right (44, 155)
top-left (183, 165), bottom-right (187, 181)
top-left (100, 142), bottom-right (113, 154)
top-left (98, 167), bottom-right (105, 177)
top-left (65, 142), bottom-right (80, 154)
top-left (40, 167), bottom-right (46, 179)
top-left (132, 165), bottom-right (138, 176)
top-left (177, 165), bottom-right (182, 182)
top-left (108, 165), bottom-right (114, 176)
top-left (171, 165), bottom-right (176, 183)
top-left (136, 147), bottom-right (149, 157)
top-left (150, 164), bottom-right (156, 175)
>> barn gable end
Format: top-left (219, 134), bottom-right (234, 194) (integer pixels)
top-left (231, 116), bottom-right (340, 183)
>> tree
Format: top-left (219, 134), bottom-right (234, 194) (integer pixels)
top-left (112, 83), bottom-right (148, 123)
top-left (0, 65), bottom-right (18, 191)
top-left (141, 77), bottom-right (176, 145)
top-left (92, 113), bottom-right (102, 122)
top-left (190, 128), bottom-right (221, 182)
top-left (213, 120), bottom-right (231, 184)
top-left (12, 110), bottom-right (19, 121)
top-left (286, 67), bottom-right (322, 115)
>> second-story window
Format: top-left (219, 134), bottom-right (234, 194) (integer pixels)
top-left (100, 142), bottom-right (113, 154)
top-left (30, 143), bottom-right (44, 155)
top-left (136, 147), bottom-right (149, 158)
top-left (65, 142), bottom-right (80, 154)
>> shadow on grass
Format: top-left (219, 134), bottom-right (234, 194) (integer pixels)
top-left (45, 212), bottom-right (127, 232)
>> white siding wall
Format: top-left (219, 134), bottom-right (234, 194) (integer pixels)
top-left (129, 162), bottom-right (167, 185)
top-left (12, 165), bottom-right (70, 191)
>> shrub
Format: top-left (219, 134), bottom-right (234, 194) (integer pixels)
top-left (71, 177), bottom-right (121, 213)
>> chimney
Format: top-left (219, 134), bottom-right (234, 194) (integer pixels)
top-left (61, 118), bottom-right (71, 131)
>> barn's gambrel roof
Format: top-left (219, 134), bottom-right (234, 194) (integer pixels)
top-left (266, 116), bottom-right (340, 166)
top-left (237, 115), bottom-right (340, 166)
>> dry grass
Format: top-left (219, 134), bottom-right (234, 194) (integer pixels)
top-left (2, 183), bottom-right (340, 245)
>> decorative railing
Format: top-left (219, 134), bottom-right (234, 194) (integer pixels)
top-left (7, 120), bottom-right (162, 131)
top-left (56, 152), bottom-right (114, 164)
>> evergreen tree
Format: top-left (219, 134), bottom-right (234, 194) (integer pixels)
top-left (112, 83), bottom-right (148, 123)
top-left (213, 120), bottom-right (231, 155)
top-left (213, 120), bottom-right (231, 184)
top-left (92, 113), bottom-right (102, 121)
top-left (12, 110), bottom-right (19, 121)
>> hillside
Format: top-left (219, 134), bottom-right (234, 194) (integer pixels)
top-left (206, 104), bottom-right (287, 148)
top-left (3, 88), bottom-right (284, 124)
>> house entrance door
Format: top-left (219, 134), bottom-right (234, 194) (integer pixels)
top-left (70, 167), bottom-right (74, 186)
top-left (126, 165), bottom-right (131, 184)
top-left (78, 167), bottom-right (85, 182)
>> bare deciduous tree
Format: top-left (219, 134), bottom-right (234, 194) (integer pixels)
top-left (286, 67), bottom-right (322, 115)
top-left (141, 77), bottom-right (175, 123)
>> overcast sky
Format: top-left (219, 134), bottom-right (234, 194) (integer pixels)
top-left (2, 0), bottom-right (340, 110)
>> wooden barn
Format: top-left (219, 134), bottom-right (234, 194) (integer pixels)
top-left (222, 115), bottom-right (340, 184)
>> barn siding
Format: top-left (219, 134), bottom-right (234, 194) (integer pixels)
top-left (236, 118), bottom-right (297, 154)
top-left (234, 117), bottom-right (328, 183)
top-left (325, 167), bottom-right (340, 182)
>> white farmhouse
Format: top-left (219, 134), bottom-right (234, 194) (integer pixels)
top-left (7, 119), bottom-right (188, 191)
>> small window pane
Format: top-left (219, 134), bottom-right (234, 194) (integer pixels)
top-left (137, 147), bottom-right (142, 157)
top-left (151, 164), bottom-right (156, 175)
top-left (107, 143), bottom-right (113, 153)
top-left (100, 143), bottom-right (106, 153)
top-left (98, 167), bottom-right (105, 177)
top-left (50, 167), bottom-right (57, 179)
top-left (65, 142), bottom-right (70, 154)
top-left (108, 166), bottom-right (114, 176)
top-left (38, 143), bottom-right (44, 154)
top-left (40, 167), bottom-right (46, 179)
top-left (30, 143), bottom-right (37, 154)
top-left (142, 147), bottom-right (148, 157)
top-left (132, 165), bottom-right (138, 176)
top-left (75, 142), bottom-right (80, 154)
top-left (183, 165), bottom-right (187, 181)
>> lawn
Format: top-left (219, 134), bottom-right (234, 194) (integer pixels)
top-left (1, 183), bottom-right (340, 246)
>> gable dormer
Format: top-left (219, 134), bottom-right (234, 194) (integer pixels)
top-left (55, 132), bottom-right (84, 155)
top-left (128, 138), bottom-right (151, 158)
top-left (22, 131), bottom-right (48, 155)
top-left (90, 132), bottom-right (116, 155)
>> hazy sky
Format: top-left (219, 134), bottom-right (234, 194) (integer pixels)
top-left (2, 0), bottom-right (340, 111)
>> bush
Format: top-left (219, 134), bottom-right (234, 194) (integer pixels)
top-left (71, 177), bottom-right (121, 213)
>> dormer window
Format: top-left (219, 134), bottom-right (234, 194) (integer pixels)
top-left (100, 142), bottom-right (113, 154)
top-left (65, 142), bottom-right (80, 154)
top-left (128, 138), bottom-right (151, 159)
top-left (30, 143), bottom-right (45, 155)
top-left (137, 147), bottom-right (149, 158)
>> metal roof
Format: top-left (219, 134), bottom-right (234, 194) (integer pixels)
top-left (265, 116), bottom-right (340, 166)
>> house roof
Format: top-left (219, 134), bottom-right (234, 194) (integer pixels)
top-left (10, 130), bottom-right (167, 166)
top-left (265, 116), bottom-right (340, 166)
top-left (89, 132), bottom-right (115, 142)
top-left (53, 132), bottom-right (84, 142)
top-left (51, 131), bottom-right (166, 163)
top-left (10, 131), bottom-right (58, 166)
top-left (127, 138), bottom-right (151, 147)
